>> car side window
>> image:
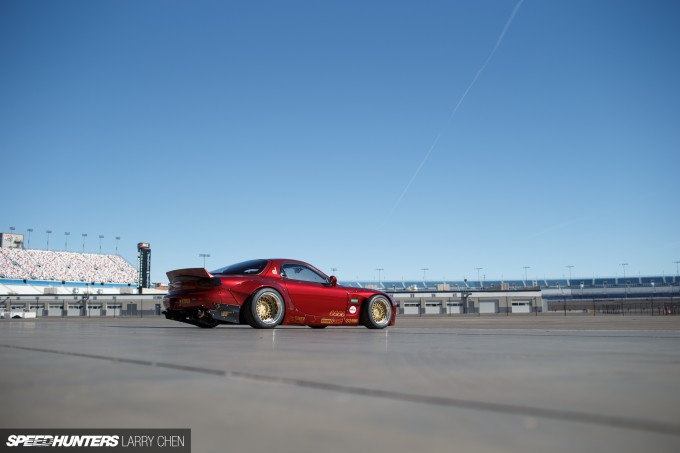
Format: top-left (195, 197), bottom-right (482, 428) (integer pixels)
top-left (281, 264), bottom-right (327, 284)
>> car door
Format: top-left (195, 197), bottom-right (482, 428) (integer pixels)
top-left (280, 263), bottom-right (348, 317)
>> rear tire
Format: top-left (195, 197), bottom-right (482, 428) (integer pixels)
top-left (362, 295), bottom-right (392, 329)
top-left (248, 288), bottom-right (285, 329)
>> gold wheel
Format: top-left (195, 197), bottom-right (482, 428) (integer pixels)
top-left (372, 299), bottom-right (388, 323)
top-left (251, 289), bottom-right (284, 327)
top-left (365, 296), bottom-right (391, 329)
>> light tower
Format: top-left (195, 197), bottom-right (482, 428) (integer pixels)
top-left (523, 266), bottom-right (531, 286)
top-left (137, 243), bottom-right (152, 294)
top-left (475, 267), bottom-right (483, 288)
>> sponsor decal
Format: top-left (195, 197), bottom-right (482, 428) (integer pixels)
top-left (349, 306), bottom-right (357, 314)
top-left (1, 429), bottom-right (190, 451)
top-left (344, 319), bottom-right (359, 325)
top-left (272, 268), bottom-right (277, 275)
top-left (328, 310), bottom-right (344, 317)
top-left (320, 318), bottom-right (342, 325)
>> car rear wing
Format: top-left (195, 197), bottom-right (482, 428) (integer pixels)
top-left (166, 268), bottom-right (213, 281)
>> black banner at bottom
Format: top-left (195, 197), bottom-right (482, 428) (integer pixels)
top-left (0, 429), bottom-right (190, 452)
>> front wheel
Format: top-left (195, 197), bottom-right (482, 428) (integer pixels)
top-left (248, 288), bottom-right (285, 329)
top-left (362, 295), bottom-right (392, 329)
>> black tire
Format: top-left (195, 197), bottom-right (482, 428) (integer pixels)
top-left (362, 295), bottom-right (392, 329)
top-left (248, 288), bottom-right (285, 329)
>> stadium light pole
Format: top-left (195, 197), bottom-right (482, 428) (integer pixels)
top-left (115, 237), bottom-right (120, 255)
top-left (620, 263), bottom-right (628, 281)
top-left (566, 265), bottom-right (574, 285)
top-left (98, 235), bottom-right (104, 254)
top-left (82, 234), bottom-right (87, 253)
top-left (64, 232), bottom-right (70, 251)
top-left (674, 261), bottom-right (680, 278)
top-left (376, 268), bottom-right (384, 288)
top-left (46, 230), bottom-right (52, 250)
top-left (421, 268), bottom-right (429, 285)
top-left (523, 266), bottom-right (531, 286)
top-left (27, 228), bottom-right (33, 249)
top-left (475, 267), bottom-right (483, 288)
top-left (199, 253), bottom-right (210, 268)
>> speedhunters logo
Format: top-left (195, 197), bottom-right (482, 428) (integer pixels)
top-left (0, 430), bottom-right (190, 452)
top-left (6, 435), bottom-right (119, 447)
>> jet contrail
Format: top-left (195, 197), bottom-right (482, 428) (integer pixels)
top-left (391, 0), bottom-right (525, 212)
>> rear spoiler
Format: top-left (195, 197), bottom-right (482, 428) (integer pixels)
top-left (166, 268), bottom-right (213, 281)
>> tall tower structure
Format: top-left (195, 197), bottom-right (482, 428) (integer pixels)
top-left (137, 242), bottom-right (151, 293)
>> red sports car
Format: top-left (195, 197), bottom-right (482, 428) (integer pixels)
top-left (162, 259), bottom-right (396, 329)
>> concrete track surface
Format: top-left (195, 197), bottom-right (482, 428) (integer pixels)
top-left (1, 316), bottom-right (679, 453)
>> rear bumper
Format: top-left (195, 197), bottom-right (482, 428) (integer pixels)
top-left (163, 303), bottom-right (241, 327)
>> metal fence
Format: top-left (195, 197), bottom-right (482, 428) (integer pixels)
top-left (546, 298), bottom-right (680, 316)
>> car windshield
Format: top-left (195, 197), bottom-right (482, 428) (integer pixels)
top-left (211, 259), bottom-right (268, 275)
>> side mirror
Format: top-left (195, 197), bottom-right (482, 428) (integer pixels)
top-left (328, 276), bottom-right (338, 287)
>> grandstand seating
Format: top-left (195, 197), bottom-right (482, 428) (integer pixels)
top-left (352, 276), bottom-right (676, 291)
top-left (0, 248), bottom-right (136, 284)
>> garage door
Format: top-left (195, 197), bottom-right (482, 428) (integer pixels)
top-left (447, 303), bottom-right (463, 314)
top-left (425, 302), bottom-right (441, 315)
top-left (479, 300), bottom-right (497, 314)
top-left (29, 304), bottom-right (45, 317)
top-left (48, 304), bottom-right (63, 316)
top-left (67, 304), bottom-right (83, 317)
top-left (106, 304), bottom-right (122, 317)
top-left (512, 301), bottom-right (532, 313)
top-left (86, 305), bottom-right (102, 317)
top-left (403, 302), bottom-right (420, 315)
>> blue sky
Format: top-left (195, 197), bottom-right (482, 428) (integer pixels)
top-left (2, 0), bottom-right (679, 283)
